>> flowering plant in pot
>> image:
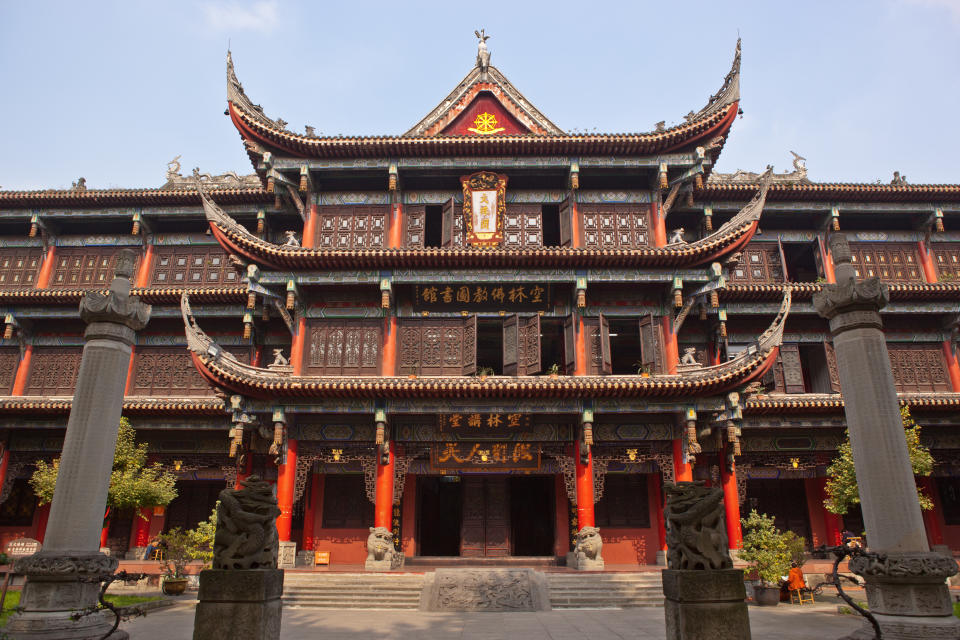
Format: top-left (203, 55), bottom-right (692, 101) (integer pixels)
top-left (156, 506), bottom-right (216, 595)
top-left (739, 510), bottom-right (794, 606)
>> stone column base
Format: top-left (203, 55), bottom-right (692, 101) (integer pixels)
top-left (193, 569), bottom-right (283, 640)
top-left (662, 569), bottom-right (751, 640)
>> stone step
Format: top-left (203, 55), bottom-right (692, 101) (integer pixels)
top-left (545, 572), bottom-right (663, 609)
top-left (281, 572), bottom-right (425, 609)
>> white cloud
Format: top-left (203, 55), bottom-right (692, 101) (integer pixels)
top-left (202, 1), bottom-right (280, 34)
top-left (904, 0), bottom-right (960, 23)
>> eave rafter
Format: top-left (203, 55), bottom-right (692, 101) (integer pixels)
top-left (180, 288), bottom-right (790, 400)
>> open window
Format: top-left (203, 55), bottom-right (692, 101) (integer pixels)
top-left (441, 198), bottom-right (455, 248)
top-left (563, 315), bottom-right (576, 374)
top-left (581, 314), bottom-right (612, 375)
top-left (638, 314), bottom-right (665, 374)
top-left (424, 205), bottom-right (442, 247)
top-left (503, 314), bottom-right (541, 376)
top-left (762, 343), bottom-right (805, 393)
top-left (541, 205), bottom-right (561, 247)
top-left (558, 197), bottom-right (573, 248)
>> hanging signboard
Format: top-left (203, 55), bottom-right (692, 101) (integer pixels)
top-left (438, 412), bottom-right (533, 435)
top-left (431, 442), bottom-right (540, 471)
top-left (462, 171), bottom-right (507, 247)
top-left (413, 283), bottom-right (550, 312)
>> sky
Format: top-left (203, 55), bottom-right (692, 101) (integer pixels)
top-left (0, 0), bottom-right (958, 191)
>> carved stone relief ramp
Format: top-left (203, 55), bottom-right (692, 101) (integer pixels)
top-left (420, 568), bottom-right (551, 611)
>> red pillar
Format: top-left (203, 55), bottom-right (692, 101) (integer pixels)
top-left (0, 449), bottom-right (8, 493)
top-left (36, 246), bottom-right (57, 289)
top-left (382, 315), bottom-right (397, 376)
top-left (302, 204), bottom-right (319, 249)
top-left (918, 241), bottom-right (938, 283)
top-left (719, 447), bottom-right (742, 551)
top-left (574, 316), bottom-right (587, 375)
top-left (374, 441), bottom-right (395, 529)
top-left (99, 507), bottom-right (111, 548)
top-left (35, 503), bottom-right (51, 543)
top-left (276, 439), bottom-right (297, 542)
top-left (574, 442), bottom-right (595, 529)
top-left (672, 438), bottom-right (693, 483)
top-left (132, 507), bottom-right (152, 549)
top-left (818, 236), bottom-right (836, 284)
top-left (290, 317), bottom-right (307, 376)
top-left (570, 200), bottom-right (581, 249)
top-left (123, 347), bottom-right (137, 395)
top-left (651, 201), bottom-right (667, 248)
top-left (134, 243), bottom-right (154, 289)
top-left (650, 473), bottom-right (667, 562)
top-left (813, 476), bottom-right (843, 546)
top-left (919, 476), bottom-right (945, 547)
top-left (302, 472), bottom-right (319, 551)
top-left (942, 341), bottom-right (960, 393)
top-left (11, 345), bottom-right (33, 396)
top-left (253, 345), bottom-right (264, 368)
top-left (387, 203), bottom-right (403, 249)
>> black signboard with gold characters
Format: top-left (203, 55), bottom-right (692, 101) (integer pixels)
top-left (438, 412), bottom-right (533, 436)
top-left (431, 442), bottom-right (540, 471)
top-left (414, 283), bottom-right (550, 312)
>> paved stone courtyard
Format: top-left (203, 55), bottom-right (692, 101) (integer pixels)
top-left (121, 600), bottom-right (864, 639)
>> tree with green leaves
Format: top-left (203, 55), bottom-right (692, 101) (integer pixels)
top-left (824, 405), bottom-right (934, 515)
top-left (739, 510), bottom-right (794, 586)
top-left (30, 417), bottom-right (178, 522)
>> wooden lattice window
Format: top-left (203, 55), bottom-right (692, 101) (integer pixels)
top-left (728, 244), bottom-right (785, 284)
top-left (932, 243), bottom-right (960, 281)
top-left (763, 343), bottom-right (805, 393)
top-left (405, 205), bottom-right (425, 248)
top-left (887, 344), bottom-right (950, 393)
top-left (578, 204), bottom-right (649, 249)
top-left (25, 347), bottom-right (82, 395)
top-left (305, 320), bottom-right (381, 376)
top-left (582, 315), bottom-right (611, 375)
top-left (50, 248), bottom-right (140, 289)
top-left (440, 199), bottom-right (465, 248)
top-left (595, 475), bottom-right (650, 528)
top-left (150, 246), bottom-right (238, 287)
top-left (0, 249), bottom-right (43, 289)
top-left (0, 348), bottom-right (19, 394)
top-left (316, 206), bottom-right (387, 250)
top-left (398, 316), bottom-right (476, 376)
top-left (638, 315), bottom-right (665, 374)
top-left (322, 475), bottom-right (374, 528)
top-left (849, 243), bottom-right (923, 283)
top-left (502, 205), bottom-right (542, 249)
top-left (503, 314), bottom-right (541, 375)
top-left (131, 347), bottom-right (243, 396)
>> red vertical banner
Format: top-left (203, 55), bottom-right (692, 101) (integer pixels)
top-left (276, 439), bottom-right (297, 542)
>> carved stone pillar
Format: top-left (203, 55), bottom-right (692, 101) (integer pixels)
top-left (8, 250), bottom-right (150, 640)
top-left (814, 234), bottom-right (959, 639)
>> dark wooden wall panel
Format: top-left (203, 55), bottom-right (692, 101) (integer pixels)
top-left (0, 249), bottom-right (43, 289)
top-left (578, 204), bottom-right (649, 249)
top-left (315, 206), bottom-right (387, 249)
top-left (150, 246), bottom-right (238, 287)
top-left (25, 347), bottom-right (82, 395)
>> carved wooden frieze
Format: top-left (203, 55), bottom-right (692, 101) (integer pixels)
top-left (398, 316), bottom-right (476, 376)
top-left (849, 242), bottom-right (923, 283)
top-left (887, 344), bottom-right (950, 393)
top-left (932, 243), bottom-right (960, 281)
top-left (132, 347), bottom-right (245, 396)
top-left (315, 206), bottom-right (387, 250)
top-left (0, 249), bottom-right (43, 289)
top-left (0, 348), bottom-right (19, 394)
top-left (150, 246), bottom-right (238, 287)
top-left (25, 348), bottom-right (82, 395)
top-left (50, 248), bottom-right (141, 289)
top-left (727, 243), bottom-right (784, 284)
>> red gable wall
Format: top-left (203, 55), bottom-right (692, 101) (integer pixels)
top-left (440, 93), bottom-right (530, 136)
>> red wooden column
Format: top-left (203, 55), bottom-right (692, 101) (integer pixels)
top-left (276, 438), bottom-right (297, 542)
top-left (942, 342), bottom-right (960, 392)
top-left (719, 446), bottom-right (742, 551)
top-left (100, 508), bottom-right (111, 548)
top-left (0, 448), bottom-right (8, 497)
top-left (382, 315), bottom-right (397, 376)
top-left (302, 203), bottom-right (319, 250)
top-left (574, 442), bottom-right (595, 529)
top-left (374, 441), bottom-right (395, 529)
top-left (650, 200), bottom-right (667, 248)
top-left (35, 504), bottom-right (51, 543)
top-left (11, 346), bottom-right (33, 396)
top-left (131, 507), bottom-right (152, 550)
top-left (818, 236), bottom-right (836, 284)
top-left (302, 472), bottom-right (320, 551)
top-left (918, 241), bottom-right (938, 283)
top-left (35, 245), bottom-right (57, 289)
top-left (919, 476), bottom-right (945, 546)
top-left (650, 473), bottom-right (667, 564)
top-left (387, 203), bottom-right (403, 249)
top-left (812, 476), bottom-right (843, 546)
top-left (672, 439), bottom-right (693, 483)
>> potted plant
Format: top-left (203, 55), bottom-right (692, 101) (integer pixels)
top-left (739, 510), bottom-right (793, 606)
top-left (157, 506), bottom-right (216, 596)
top-left (634, 362), bottom-right (651, 378)
top-left (477, 367), bottom-right (494, 381)
top-left (546, 363), bottom-right (560, 379)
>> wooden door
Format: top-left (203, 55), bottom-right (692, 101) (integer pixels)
top-left (779, 344), bottom-right (805, 393)
top-left (503, 314), bottom-right (542, 376)
top-left (503, 314), bottom-right (520, 376)
top-left (599, 313), bottom-right (612, 375)
top-left (459, 477), bottom-right (510, 557)
top-left (559, 197), bottom-right (572, 247)
top-left (638, 314), bottom-right (664, 374)
top-left (563, 314), bottom-right (576, 374)
top-left (441, 198), bottom-right (455, 248)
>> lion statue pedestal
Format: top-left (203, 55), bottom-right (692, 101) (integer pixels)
top-left (364, 526), bottom-right (403, 571)
top-left (567, 526), bottom-right (604, 570)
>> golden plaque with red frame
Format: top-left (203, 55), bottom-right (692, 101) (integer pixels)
top-left (461, 171), bottom-right (507, 247)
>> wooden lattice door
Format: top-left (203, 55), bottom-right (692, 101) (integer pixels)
top-left (460, 477), bottom-right (510, 557)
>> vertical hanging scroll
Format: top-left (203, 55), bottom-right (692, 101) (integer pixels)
top-left (461, 172), bottom-right (507, 247)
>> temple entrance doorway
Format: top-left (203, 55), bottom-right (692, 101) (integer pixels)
top-left (417, 476), bottom-right (462, 556)
top-left (416, 474), bottom-right (556, 558)
top-left (510, 476), bottom-right (555, 556)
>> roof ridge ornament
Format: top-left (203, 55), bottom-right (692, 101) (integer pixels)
top-left (475, 29), bottom-right (491, 73)
top-left (692, 38), bottom-right (741, 121)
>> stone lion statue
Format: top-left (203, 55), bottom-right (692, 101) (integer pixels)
top-left (365, 526), bottom-right (401, 570)
top-left (572, 526), bottom-right (604, 570)
top-left (663, 482), bottom-right (731, 571)
top-left (212, 475), bottom-right (281, 570)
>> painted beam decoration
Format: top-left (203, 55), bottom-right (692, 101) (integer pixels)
top-left (462, 171), bottom-right (507, 246)
top-left (431, 442), bottom-right (540, 470)
top-left (413, 283), bottom-right (550, 311)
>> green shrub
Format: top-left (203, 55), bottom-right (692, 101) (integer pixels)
top-left (739, 510), bottom-right (793, 586)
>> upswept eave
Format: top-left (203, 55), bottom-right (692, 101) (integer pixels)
top-left (225, 41), bottom-right (741, 158)
top-left (180, 288), bottom-right (790, 400)
top-left (196, 170), bottom-right (770, 270)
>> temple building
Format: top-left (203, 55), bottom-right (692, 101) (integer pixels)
top-left (0, 38), bottom-right (958, 567)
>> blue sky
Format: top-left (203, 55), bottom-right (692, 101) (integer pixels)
top-left (1, 0), bottom-right (957, 190)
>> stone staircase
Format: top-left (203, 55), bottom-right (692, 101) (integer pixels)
top-left (283, 572), bottom-right (426, 610)
top-left (546, 572), bottom-right (664, 609)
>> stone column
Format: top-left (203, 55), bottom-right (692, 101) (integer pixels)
top-left (8, 250), bottom-right (150, 640)
top-left (813, 234), bottom-right (959, 639)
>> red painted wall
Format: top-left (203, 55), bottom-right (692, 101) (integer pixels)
top-left (440, 93), bottom-right (529, 136)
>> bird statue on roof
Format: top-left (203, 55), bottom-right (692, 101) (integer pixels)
top-left (475, 29), bottom-right (491, 72)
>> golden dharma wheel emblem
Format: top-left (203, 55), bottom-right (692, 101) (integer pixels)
top-left (468, 111), bottom-right (506, 135)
